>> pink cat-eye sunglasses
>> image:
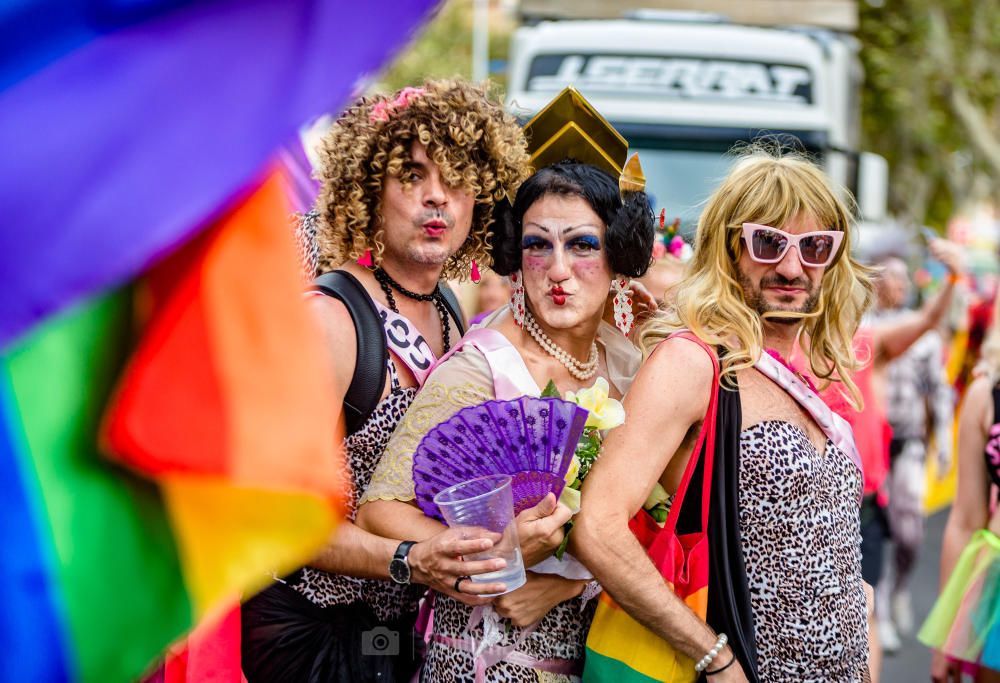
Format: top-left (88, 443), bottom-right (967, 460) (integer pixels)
top-left (741, 223), bottom-right (844, 268)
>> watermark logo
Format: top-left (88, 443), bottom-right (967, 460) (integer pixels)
top-left (361, 626), bottom-right (400, 657)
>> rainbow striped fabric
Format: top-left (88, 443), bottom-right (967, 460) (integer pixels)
top-left (1, 171), bottom-right (343, 682)
top-left (0, 1), bottom-right (436, 681)
top-left (584, 513), bottom-right (706, 683)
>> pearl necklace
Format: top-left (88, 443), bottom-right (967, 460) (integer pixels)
top-left (520, 308), bottom-right (599, 381)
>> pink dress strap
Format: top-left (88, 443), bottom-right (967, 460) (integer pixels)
top-left (431, 327), bottom-right (539, 400)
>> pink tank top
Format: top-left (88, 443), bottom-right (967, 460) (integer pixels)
top-left (819, 332), bottom-right (891, 502)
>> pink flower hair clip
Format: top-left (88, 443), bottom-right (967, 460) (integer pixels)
top-left (369, 86), bottom-right (426, 123)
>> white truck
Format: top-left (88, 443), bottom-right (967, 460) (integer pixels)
top-left (505, 8), bottom-right (888, 231)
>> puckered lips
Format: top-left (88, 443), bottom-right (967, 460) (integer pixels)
top-left (422, 217), bottom-right (447, 237)
top-left (549, 286), bottom-right (567, 306)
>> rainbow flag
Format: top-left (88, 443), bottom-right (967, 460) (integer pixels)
top-left (0, 169), bottom-right (344, 683)
top-left (584, 510), bottom-right (705, 682)
top-left (0, 1), bottom-right (438, 681)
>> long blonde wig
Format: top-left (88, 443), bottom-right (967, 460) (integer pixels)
top-left (639, 146), bottom-right (875, 407)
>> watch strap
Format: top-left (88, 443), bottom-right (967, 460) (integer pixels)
top-left (394, 540), bottom-right (416, 562)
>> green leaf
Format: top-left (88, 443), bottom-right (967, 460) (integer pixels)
top-left (541, 379), bottom-right (561, 398)
top-left (573, 429), bottom-right (602, 477)
top-left (554, 520), bottom-right (574, 560)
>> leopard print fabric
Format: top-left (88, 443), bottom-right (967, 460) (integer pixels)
top-left (291, 360), bottom-right (426, 622)
top-left (294, 210), bottom-right (321, 281)
top-left (739, 420), bottom-right (868, 682)
top-left (421, 593), bottom-right (595, 682)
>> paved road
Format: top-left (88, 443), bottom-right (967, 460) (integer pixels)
top-left (881, 508), bottom-right (948, 683)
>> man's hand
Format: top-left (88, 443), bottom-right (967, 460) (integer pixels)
top-left (516, 493), bottom-right (573, 567)
top-left (930, 649), bottom-right (962, 683)
top-left (928, 238), bottom-right (963, 276)
top-left (493, 573), bottom-right (586, 628)
top-left (626, 279), bottom-right (659, 322)
top-left (408, 527), bottom-right (506, 605)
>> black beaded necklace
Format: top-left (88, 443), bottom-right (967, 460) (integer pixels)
top-left (373, 267), bottom-right (451, 352)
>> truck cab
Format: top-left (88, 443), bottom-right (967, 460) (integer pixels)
top-left (506, 12), bottom-right (887, 229)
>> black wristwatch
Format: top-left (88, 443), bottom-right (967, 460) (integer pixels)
top-left (389, 540), bottom-right (417, 585)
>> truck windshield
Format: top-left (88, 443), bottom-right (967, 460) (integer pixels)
top-left (625, 134), bottom-right (825, 234)
top-left (631, 146), bottom-right (733, 233)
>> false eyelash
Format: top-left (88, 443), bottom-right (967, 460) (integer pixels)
top-left (572, 236), bottom-right (601, 250)
top-left (521, 236), bottom-right (550, 249)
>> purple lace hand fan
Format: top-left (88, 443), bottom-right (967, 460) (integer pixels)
top-left (413, 396), bottom-right (589, 521)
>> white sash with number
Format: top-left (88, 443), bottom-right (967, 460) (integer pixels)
top-left (373, 301), bottom-right (438, 387)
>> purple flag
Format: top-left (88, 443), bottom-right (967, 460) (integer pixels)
top-left (0, 0), bottom-right (439, 347)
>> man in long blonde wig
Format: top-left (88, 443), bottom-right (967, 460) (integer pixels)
top-left (573, 147), bottom-right (877, 682)
top-left (641, 147), bottom-right (874, 397)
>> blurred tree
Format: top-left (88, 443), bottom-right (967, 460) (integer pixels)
top-left (377, 0), bottom-right (514, 93)
top-left (859, 0), bottom-right (1000, 229)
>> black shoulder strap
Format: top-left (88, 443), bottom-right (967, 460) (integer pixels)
top-left (312, 270), bottom-right (388, 436)
top-left (992, 384), bottom-right (1000, 426)
top-left (439, 283), bottom-right (466, 335)
top-left (705, 381), bottom-right (760, 683)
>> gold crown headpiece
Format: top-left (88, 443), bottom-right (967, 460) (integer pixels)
top-left (523, 86), bottom-right (645, 196)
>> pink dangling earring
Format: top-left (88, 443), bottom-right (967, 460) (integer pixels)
top-left (471, 259), bottom-right (481, 284)
top-left (508, 270), bottom-right (525, 327)
top-left (612, 277), bottom-right (634, 337)
top-left (357, 249), bottom-right (373, 267)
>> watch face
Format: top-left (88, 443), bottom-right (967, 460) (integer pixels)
top-left (389, 558), bottom-right (411, 584)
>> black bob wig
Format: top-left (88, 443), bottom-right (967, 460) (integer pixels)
top-left (489, 160), bottom-right (655, 278)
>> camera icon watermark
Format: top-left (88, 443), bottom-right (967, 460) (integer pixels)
top-left (361, 626), bottom-right (400, 657)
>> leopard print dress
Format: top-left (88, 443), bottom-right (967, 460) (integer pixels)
top-left (422, 593), bottom-right (597, 682)
top-left (739, 420), bottom-right (868, 682)
top-left (289, 358), bottom-right (426, 622)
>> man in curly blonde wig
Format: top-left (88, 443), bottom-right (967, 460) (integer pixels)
top-left (314, 78), bottom-right (529, 279)
top-left (574, 148), bottom-right (878, 682)
top-left (241, 80), bottom-right (542, 682)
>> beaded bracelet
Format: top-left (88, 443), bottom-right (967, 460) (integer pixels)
top-left (694, 633), bottom-right (728, 673)
top-left (705, 650), bottom-right (737, 676)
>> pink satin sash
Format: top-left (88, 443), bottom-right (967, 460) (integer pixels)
top-left (754, 351), bottom-right (864, 479)
top-left (430, 327), bottom-right (539, 400)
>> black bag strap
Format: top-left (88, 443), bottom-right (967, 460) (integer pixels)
top-left (439, 283), bottom-right (466, 336)
top-left (312, 270), bottom-right (388, 436)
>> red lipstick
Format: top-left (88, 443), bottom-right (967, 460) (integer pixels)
top-left (550, 286), bottom-right (566, 306)
top-left (423, 218), bottom-right (447, 237)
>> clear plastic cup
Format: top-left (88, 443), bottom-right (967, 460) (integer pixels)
top-left (433, 474), bottom-right (527, 596)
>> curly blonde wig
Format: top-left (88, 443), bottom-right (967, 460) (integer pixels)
top-left (314, 79), bottom-right (530, 280)
top-left (639, 145), bottom-right (876, 408)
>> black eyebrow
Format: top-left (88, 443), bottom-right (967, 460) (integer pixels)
top-left (522, 222), bottom-right (600, 235)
